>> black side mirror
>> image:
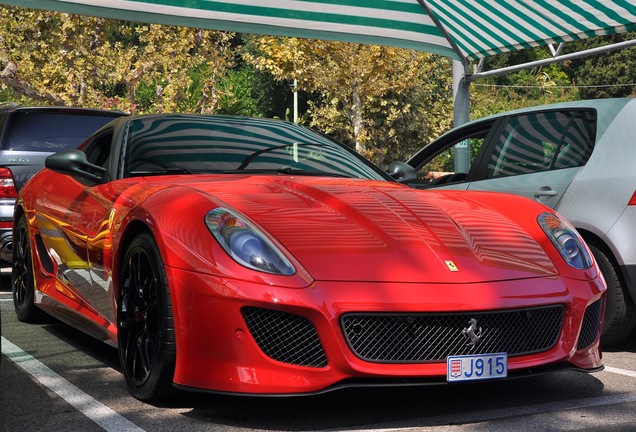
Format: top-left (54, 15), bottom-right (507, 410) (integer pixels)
top-left (387, 161), bottom-right (417, 183)
top-left (46, 149), bottom-right (109, 184)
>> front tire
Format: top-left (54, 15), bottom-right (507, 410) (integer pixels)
top-left (12, 214), bottom-right (45, 322)
top-left (589, 243), bottom-right (636, 347)
top-left (118, 232), bottom-right (176, 401)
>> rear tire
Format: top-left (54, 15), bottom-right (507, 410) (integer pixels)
top-left (12, 214), bottom-right (46, 322)
top-left (589, 243), bottom-right (636, 347)
top-left (118, 232), bottom-right (176, 401)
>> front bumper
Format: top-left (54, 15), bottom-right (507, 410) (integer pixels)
top-left (166, 267), bottom-right (605, 395)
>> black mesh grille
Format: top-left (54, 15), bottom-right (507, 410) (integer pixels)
top-left (577, 298), bottom-right (603, 350)
top-left (341, 305), bottom-right (564, 363)
top-left (241, 307), bottom-right (328, 368)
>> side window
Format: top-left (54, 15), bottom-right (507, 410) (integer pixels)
top-left (0, 113), bottom-right (7, 145)
top-left (411, 126), bottom-right (490, 187)
top-left (83, 131), bottom-right (113, 169)
top-left (553, 111), bottom-right (595, 169)
top-left (485, 110), bottom-right (594, 179)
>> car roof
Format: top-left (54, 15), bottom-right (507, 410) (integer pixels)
top-left (479, 97), bottom-right (631, 118)
top-left (0, 102), bottom-right (126, 116)
top-left (118, 112), bottom-right (292, 122)
top-left (441, 97), bottom-right (635, 141)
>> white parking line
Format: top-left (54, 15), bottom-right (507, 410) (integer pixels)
top-left (1, 336), bottom-right (145, 432)
top-left (604, 365), bottom-right (636, 378)
top-left (349, 391), bottom-right (636, 432)
top-left (2, 312), bottom-right (634, 431)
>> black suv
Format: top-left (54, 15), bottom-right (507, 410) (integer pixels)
top-left (0, 103), bottom-right (127, 266)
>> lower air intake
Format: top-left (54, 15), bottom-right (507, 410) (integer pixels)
top-left (241, 307), bottom-right (328, 368)
top-left (577, 298), bottom-right (603, 350)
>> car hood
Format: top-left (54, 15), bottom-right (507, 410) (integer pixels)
top-left (177, 175), bottom-right (558, 283)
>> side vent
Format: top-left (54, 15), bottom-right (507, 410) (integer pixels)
top-left (577, 298), bottom-right (603, 350)
top-left (34, 235), bottom-right (56, 275)
top-left (241, 307), bottom-right (328, 368)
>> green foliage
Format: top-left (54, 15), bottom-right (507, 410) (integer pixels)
top-left (216, 67), bottom-right (259, 116)
top-left (468, 45), bottom-right (582, 121)
top-left (0, 6), bottom-right (235, 113)
top-left (562, 32), bottom-right (636, 99)
top-left (244, 37), bottom-right (455, 166)
top-left (2, 5), bottom-right (636, 168)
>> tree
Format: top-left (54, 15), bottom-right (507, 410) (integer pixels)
top-left (470, 46), bottom-right (579, 120)
top-left (244, 37), bottom-right (453, 165)
top-left (0, 6), bottom-right (236, 113)
top-left (562, 31), bottom-right (636, 99)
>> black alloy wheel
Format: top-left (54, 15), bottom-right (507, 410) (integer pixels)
top-left (589, 243), bottom-right (636, 347)
top-left (118, 232), bottom-right (176, 401)
top-left (12, 214), bottom-right (45, 322)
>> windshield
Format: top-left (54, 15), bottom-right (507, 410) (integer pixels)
top-left (124, 115), bottom-right (389, 180)
top-left (2, 110), bottom-right (121, 152)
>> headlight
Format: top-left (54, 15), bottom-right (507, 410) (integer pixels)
top-left (205, 208), bottom-right (295, 275)
top-left (538, 212), bottom-right (592, 270)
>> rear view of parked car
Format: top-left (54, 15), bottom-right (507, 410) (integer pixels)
top-left (404, 98), bottom-right (636, 346)
top-left (0, 103), bottom-right (126, 266)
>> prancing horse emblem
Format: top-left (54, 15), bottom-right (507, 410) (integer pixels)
top-left (462, 318), bottom-right (482, 346)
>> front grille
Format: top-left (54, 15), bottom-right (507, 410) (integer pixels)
top-left (577, 298), bottom-right (603, 350)
top-left (241, 307), bottom-right (328, 368)
top-left (341, 305), bottom-right (564, 363)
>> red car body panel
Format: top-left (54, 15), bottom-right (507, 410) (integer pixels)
top-left (18, 166), bottom-right (605, 395)
top-left (167, 272), bottom-right (602, 394)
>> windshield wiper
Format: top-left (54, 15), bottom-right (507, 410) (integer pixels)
top-left (224, 167), bottom-right (350, 178)
top-left (130, 167), bottom-right (195, 176)
top-left (235, 143), bottom-right (325, 170)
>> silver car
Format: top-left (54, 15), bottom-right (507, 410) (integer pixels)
top-left (0, 103), bottom-right (126, 267)
top-left (405, 98), bottom-right (636, 346)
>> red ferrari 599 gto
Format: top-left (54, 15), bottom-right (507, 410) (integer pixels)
top-left (13, 114), bottom-right (605, 401)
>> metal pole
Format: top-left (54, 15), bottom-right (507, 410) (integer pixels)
top-left (293, 79), bottom-right (298, 123)
top-left (467, 39), bottom-right (636, 82)
top-left (452, 59), bottom-right (470, 173)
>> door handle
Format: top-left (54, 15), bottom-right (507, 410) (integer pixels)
top-left (534, 187), bottom-right (558, 198)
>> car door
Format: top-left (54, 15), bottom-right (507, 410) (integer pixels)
top-left (467, 109), bottom-right (595, 208)
top-left (36, 129), bottom-right (119, 324)
top-left (407, 109), bottom-right (596, 210)
top-left (78, 129), bottom-right (121, 324)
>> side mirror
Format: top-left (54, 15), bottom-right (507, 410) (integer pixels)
top-left (46, 150), bottom-right (109, 184)
top-left (387, 161), bottom-right (417, 183)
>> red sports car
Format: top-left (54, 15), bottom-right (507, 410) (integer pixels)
top-left (13, 114), bottom-right (605, 401)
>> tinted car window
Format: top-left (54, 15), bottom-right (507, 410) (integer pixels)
top-left (123, 116), bottom-right (389, 180)
top-left (2, 111), bottom-right (119, 151)
top-left (0, 113), bottom-right (7, 138)
top-left (485, 110), bottom-right (595, 179)
top-left (84, 131), bottom-right (114, 168)
top-left (553, 111), bottom-right (595, 169)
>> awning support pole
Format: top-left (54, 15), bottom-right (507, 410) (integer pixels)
top-left (452, 59), bottom-right (471, 173)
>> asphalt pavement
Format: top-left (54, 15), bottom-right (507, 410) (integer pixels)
top-left (1, 274), bottom-right (635, 432)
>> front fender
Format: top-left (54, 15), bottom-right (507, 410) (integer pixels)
top-left (112, 185), bottom-right (312, 291)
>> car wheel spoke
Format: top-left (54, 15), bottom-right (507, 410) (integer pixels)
top-left (12, 225), bottom-right (29, 307)
top-left (120, 248), bottom-right (160, 386)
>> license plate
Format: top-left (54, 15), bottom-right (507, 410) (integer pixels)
top-left (447, 353), bottom-right (508, 382)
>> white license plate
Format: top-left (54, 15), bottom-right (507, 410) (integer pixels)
top-left (447, 353), bottom-right (508, 382)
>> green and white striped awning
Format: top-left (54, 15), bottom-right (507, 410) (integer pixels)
top-left (4, 0), bottom-right (636, 64)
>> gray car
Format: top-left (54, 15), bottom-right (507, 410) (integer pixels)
top-left (0, 103), bottom-right (126, 266)
top-left (404, 98), bottom-right (636, 346)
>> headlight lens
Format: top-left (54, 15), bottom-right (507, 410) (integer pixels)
top-left (538, 212), bottom-right (592, 270)
top-left (206, 208), bottom-right (295, 275)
